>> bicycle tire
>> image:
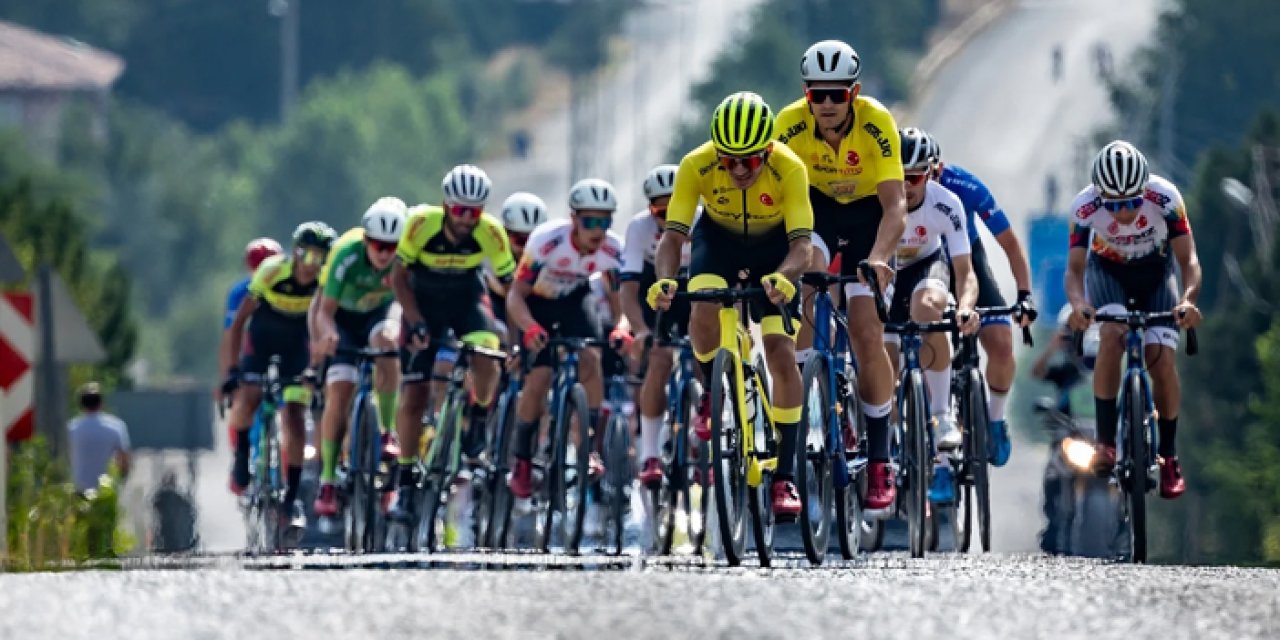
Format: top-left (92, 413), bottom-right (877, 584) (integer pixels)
top-left (747, 368), bottom-right (775, 568)
top-left (968, 369), bottom-right (992, 553)
top-left (484, 387), bottom-right (519, 549)
top-left (560, 383), bottom-right (592, 555)
top-left (1124, 372), bottom-right (1148, 563)
top-left (419, 393), bottom-right (462, 552)
top-left (710, 350), bottom-right (748, 566)
top-left (654, 378), bottom-right (688, 556)
top-left (606, 413), bottom-right (630, 555)
top-left (688, 384), bottom-right (709, 555)
top-left (904, 369), bottom-right (929, 559)
top-left (798, 356), bottom-right (833, 565)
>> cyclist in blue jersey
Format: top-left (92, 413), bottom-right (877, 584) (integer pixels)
top-left (926, 135), bottom-right (1037, 467)
top-left (218, 238), bottom-right (283, 403)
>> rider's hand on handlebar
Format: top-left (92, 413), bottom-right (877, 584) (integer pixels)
top-left (1015, 289), bottom-right (1039, 327)
top-left (761, 273), bottom-right (797, 306)
top-left (958, 308), bottom-right (981, 335)
top-left (523, 323), bottom-right (549, 351)
top-left (608, 324), bottom-right (634, 353)
top-left (406, 321), bottom-right (430, 351)
top-left (859, 259), bottom-right (894, 295)
top-left (647, 279), bottom-right (677, 311)
top-left (1174, 300), bottom-right (1202, 329)
top-left (1067, 303), bottom-right (1095, 332)
top-left (220, 368), bottom-right (241, 397)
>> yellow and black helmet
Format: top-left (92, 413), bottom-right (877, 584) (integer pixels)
top-left (710, 91), bottom-right (774, 155)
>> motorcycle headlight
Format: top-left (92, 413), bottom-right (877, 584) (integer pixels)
top-left (1061, 437), bottom-right (1095, 471)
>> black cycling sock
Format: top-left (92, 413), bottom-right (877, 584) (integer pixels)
top-left (774, 422), bottom-right (798, 481)
top-left (513, 420), bottom-right (539, 460)
top-left (285, 465), bottom-right (303, 504)
top-left (1096, 397), bottom-right (1118, 447)
top-left (866, 414), bottom-right (891, 461)
top-left (233, 429), bottom-right (251, 478)
top-left (464, 403), bottom-right (490, 457)
top-left (1157, 417), bottom-right (1178, 458)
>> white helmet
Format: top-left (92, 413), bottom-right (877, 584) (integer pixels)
top-left (501, 192), bottom-right (548, 234)
top-left (442, 164), bottom-right (492, 206)
top-left (361, 196), bottom-right (407, 242)
top-left (568, 178), bottom-right (617, 212)
top-left (1091, 140), bottom-right (1149, 198)
top-left (642, 164), bottom-right (678, 200)
top-left (801, 40), bottom-right (861, 83)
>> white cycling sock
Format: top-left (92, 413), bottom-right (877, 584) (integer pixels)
top-left (988, 388), bottom-right (1009, 422)
top-left (925, 368), bottom-right (951, 417)
top-left (795, 348), bottom-right (815, 365)
top-left (640, 415), bottom-right (663, 461)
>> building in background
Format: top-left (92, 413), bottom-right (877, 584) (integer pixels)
top-left (0, 20), bottom-right (124, 159)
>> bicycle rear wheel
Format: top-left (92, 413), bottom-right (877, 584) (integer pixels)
top-left (559, 384), bottom-right (592, 555)
top-left (710, 350), bottom-right (748, 566)
top-left (418, 396), bottom-right (460, 553)
top-left (654, 379), bottom-right (690, 556)
top-left (836, 365), bottom-right (864, 559)
top-left (606, 412), bottom-right (631, 555)
top-left (968, 369), bottom-right (992, 553)
top-left (483, 387), bottom-right (519, 549)
top-left (798, 356), bottom-right (833, 565)
top-left (904, 370), bottom-right (929, 559)
top-left (1124, 373), bottom-right (1148, 563)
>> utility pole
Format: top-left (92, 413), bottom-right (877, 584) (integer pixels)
top-left (268, 0), bottom-right (300, 121)
top-left (1157, 48), bottom-right (1178, 180)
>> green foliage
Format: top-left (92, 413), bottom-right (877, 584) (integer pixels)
top-left (668, 0), bottom-right (939, 157)
top-left (1109, 0), bottom-right (1280, 177)
top-left (5, 437), bottom-right (134, 570)
top-left (0, 0), bottom-right (632, 130)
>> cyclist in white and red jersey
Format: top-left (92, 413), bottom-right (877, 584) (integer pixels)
top-left (1064, 140), bottom-right (1203, 500)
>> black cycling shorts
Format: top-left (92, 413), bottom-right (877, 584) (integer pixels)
top-left (688, 219), bottom-right (800, 320)
top-left (240, 309), bottom-right (309, 382)
top-left (401, 287), bottom-right (498, 383)
top-left (330, 303), bottom-right (394, 368)
top-left (811, 189), bottom-right (884, 276)
top-left (888, 249), bottom-right (951, 325)
top-left (526, 287), bottom-right (600, 369)
top-left (1085, 255), bottom-right (1178, 328)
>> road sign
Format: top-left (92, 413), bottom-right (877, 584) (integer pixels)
top-left (1, 292), bottom-right (35, 441)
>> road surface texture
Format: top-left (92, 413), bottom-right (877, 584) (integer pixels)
top-left (913, 0), bottom-right (1158, 552)
top-left (2, 554), bottom-right (1278, 639)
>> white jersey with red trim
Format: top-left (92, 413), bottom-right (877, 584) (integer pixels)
top-left (516, 219), bottom-right (624, 299)
top-left (896, 181), bottom-right (971, 268)
top-left (619, 211), bottom-right (692, 281)
top-left (1067, 175), bottom-right (1191, 266)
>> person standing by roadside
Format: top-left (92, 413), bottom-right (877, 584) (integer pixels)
top-left (67, 382), bottom-right (131, 495)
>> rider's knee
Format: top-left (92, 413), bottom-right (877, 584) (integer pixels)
top-left (911, 290), bottom-right (945, 322)
top-left (980, 324), bottom-right (1014, 357)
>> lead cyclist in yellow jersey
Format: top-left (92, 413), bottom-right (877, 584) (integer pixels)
top-left (650, 91), bottom-right (814, 516)
top-left (773, 40), bottom-right (906, 511)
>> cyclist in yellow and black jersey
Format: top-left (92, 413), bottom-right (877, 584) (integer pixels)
top-left (650, 91), bottom-right (813, 516)
top-left (773, 40), bottom-right (906, 511)
top-left (222, 221), bottom-right (337, 531)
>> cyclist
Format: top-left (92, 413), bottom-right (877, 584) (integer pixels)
top-left (222, 221), bottom-right (337, 530)
top-left (506, 178), bottom-right (626, 503)
top-left (649, 91), bottom-right (813, 516)
top-left (890, 128), bottom-right (980, 502)
top-left (309, 197), bottom-right (407, 517)
top-left (489, 192), bottom-right (550, 343)
top-left (218, 238), bottom-right (282, 447)
top-left (927, 133), bottom-right (1038, 467)
top-left (620, 164), bottom-right (693, 484)
top-left (773, 40), bottom-right (906, 511)
top-left (1064, 140), bottom-right (1203, 499)
top-left (388, 165), bottom-right (515, 522)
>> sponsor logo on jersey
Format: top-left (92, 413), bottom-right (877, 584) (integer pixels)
top-left (1136, 215), bottom-right (1148, 230)
top-left (1107, 220), bottom-right (1120, 235)
top-left (557, 257), bottom-right (572, 267)
top-left (778, 121), bottom-right (807, 144)
top-left (948, 212), bottom-right (963, 232)
top-left (586, 261), bottom-right (595, 272)
top-left (1076, 200), bottom-right (1099, 221)
top-left (863, 122), bottom-right (892, 157)
top-left (1144, 190), bottom-right (1171, 208)
top-left (760, 193), bottom-right (774, 206)
top-left (846, 150), bottom-right (860, 166)
top-left (916, 225), bottom-right (927, 238)
top-left (539, 235), bottom-right (563, 256)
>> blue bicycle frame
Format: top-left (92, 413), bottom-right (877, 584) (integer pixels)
top-left (810, 288), bottom-right (855, 491)
top-left (345, 354), bottom-right (383, 491)
top-left (1115, 326), bottom-right (1158, 476)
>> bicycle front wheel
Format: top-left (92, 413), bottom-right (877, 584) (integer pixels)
top-left (904, 370), bottom-right (929, 559)
top-left (968, 369), bottom-right (992, 553)
top-left (418, 394), bottom-right (461, 553)
top-left (709, 350), bottom-right (748, 566)
top-left (1124, 372), bottom-right (1148, 563)
top-left (605, 412), bottom-right (631, 555)
top-left (483, 386), bottom-right (519, 549)
top-left (559, 383), bottom-right (592, 555)
top-left (798, 356), bottom-right (833, 565)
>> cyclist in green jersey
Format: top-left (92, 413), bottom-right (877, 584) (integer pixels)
top-left (309, 197), bottom-right (407, 517)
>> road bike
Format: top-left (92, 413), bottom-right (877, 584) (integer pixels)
top-left (330, 347), bottom-right (399, 554)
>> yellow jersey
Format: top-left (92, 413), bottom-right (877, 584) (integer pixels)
top-left (666, 140), bottom-right (813, 242)
top-left (396, 205), bottom-right (516, 285)
top-left (249, 254), bottom-right (318, 318)
top-left (773, 95), bottom-right (903, 204)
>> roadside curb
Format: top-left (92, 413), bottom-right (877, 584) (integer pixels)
top-left (897, 0), bottom-right (1017, 122)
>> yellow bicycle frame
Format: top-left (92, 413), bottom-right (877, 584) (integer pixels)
top-left (708, 300), bottom-right (778, 489)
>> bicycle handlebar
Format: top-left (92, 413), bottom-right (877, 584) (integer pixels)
top-left (333, 346), bottom-right (401, 359)
top-left (672, 286), bottom-right (796, 336)
top-left (1083, 309), bottom-right (1199, 356)
top-left (975, 305), bottom-right (1035, 347)
top-left (798, 271), bottom-right (863, 288)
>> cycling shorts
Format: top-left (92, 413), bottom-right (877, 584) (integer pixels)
top-left (240, 312), bottom-right (309, 385)
top-left (400, 289), bottom-right (498, 383)
top-left (811, 189), bottom-right (884, 298)
top-left (526, 286), bottom-right (599, 369)
top-left (688, 217), bottom-right (801, 324)
top-left (637, 275), bottom-right (691, 339)
top-left (1084, 254), bottom-right (1180, 348)
top-left (887, 249), bottom-right (950, 326)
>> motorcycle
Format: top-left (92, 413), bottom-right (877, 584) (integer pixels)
top-left (1035, 396), bottom-right (1126, 558)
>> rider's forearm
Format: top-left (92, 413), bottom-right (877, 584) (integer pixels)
top-left (871, 183), bottom-right (908, 262)
top-left (506, 282), bottom-right (537, 332)
top-left (995, 229), bottom-right (1032, 292)
top-left (1065, 249), bottom-right (1088, 307)
top-left (778, 238), bottom-right (813, 282)
top-left (620, 282), bottom-right (648, 333)
top-left (218, 330), bottom-right (235, 376)
top-left (391, 263), bottom-right (423, 325)
top-left (1176, 247), bottom-right (1202, 305)
top-left (654, 232), bottom-right (685, 281)
top-left (954, 259), bottom-right (979, 310)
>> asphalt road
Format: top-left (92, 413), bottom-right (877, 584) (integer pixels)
top-left (3, 554), bottom-right (1278, 639)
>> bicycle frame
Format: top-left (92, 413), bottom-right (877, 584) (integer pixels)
top-left (345, 355), bottom-right (382, 487)
top-left (1115, 324), bottom-right (1157, 478)
top-left (808, 285), bottom-right (854, 490)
